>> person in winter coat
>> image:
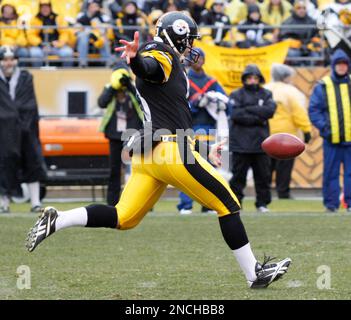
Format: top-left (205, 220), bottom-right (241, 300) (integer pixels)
top-left (27, 0), bottom-right (74, 67)
top-left (113, 1), bottom-right (149, 45)
top-left (279, 0), bottom-right (321, 65)
top-left (309, 49), bottom-right (351, 212)
top-left (0, 46), bottom-right (46, 213)
top-left (236, 4), bottom-right (273, 48)
top-left (0, 1), bottom-right (29, 60)
top-left (228, 64), bottom-right (276, 213)
top-left (260, 0), bottom-right (292, 26)
top-left (98, 64), bottom-right (143, 206)
top-left (0, 47), bottom-right (21, 213)
top-left (265, 63), bottom-right (312, 199)
top-left (200, 0), bottom-right (232, 46)
top-left (76, 0), bottom-right (112, 67)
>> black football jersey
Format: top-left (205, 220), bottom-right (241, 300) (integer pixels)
top-left (135, 41), bottom-right (193, 133)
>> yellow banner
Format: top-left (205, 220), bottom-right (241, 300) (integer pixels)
top-left (194, 41), bottom-right (290, 94)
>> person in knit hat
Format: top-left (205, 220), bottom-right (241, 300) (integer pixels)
top-left (265, 63), bottom-right (312, 199)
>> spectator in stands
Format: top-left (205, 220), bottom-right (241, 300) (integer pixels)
top-left (76, 0), bottom-right (112, 67)
top-left (81, 0), bottom-right (104, 12)
top-left (0, 1), bottom-right (29, 61)
top-left (27, 0), bottom-right (74, 67)
top-left (236, 4), bottom-right (273, 48)
top-left (113, 1), bottom-right (149, 44)
top-left (260, 0), bottom-right (292, 27)
top-left (265, 63), bottom-right (312, 199)
top-left (279, 0), bottom-right (322, 65)
top-left (143, 0), bottom-right (188, 14)
top-left (0, 46), bottom-right (46, 213)
top-left (146, 9), bottom-right (163, 40)
top-left (228, 64), bottom-right (276, 213)
top-left (52, 0), bottom-right (83, 22)
top-left (51, 1), bottom-right (84, 49)
top-left (189, 0), bottom-right (207, 24)
top-left (323, 0), bottom-right (351, 14)
top-left (109, 0), bottom-right (124, 20)
top-left (309, 49), bottom-right (351, 212)
top-left (15, 0), bottom-right (40, 23)
top-left (200, 0), bottom-right (233, 46)
top-left (320, 4), bottom-right (351, 58)
top-left (177, 48), bottom-right (228, 214)
top-left (225, 0), bottom-right (260, 24)
top-left (164, 1), bottom-right (179, 11)
top-left (98, 64), bottom-right (143, 205)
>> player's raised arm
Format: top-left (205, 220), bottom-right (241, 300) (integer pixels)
top-left (115, 31), bottom-right (139, 64)
top-left (115, 31), bottom-right (164, 83)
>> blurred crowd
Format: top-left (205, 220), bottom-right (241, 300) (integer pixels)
top-left (0, 0), bottom-right (350, 66)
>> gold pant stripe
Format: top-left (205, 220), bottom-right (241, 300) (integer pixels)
top-left (340, 83), bottom-right (351, 142)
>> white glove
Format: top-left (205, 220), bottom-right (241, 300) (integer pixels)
top-left (198, 95), bottom-right (208, 108)
top-left (218, 101), bottom-right (227, 111)
top-left (246, 30), bottom-right (256, 41)
top-left (206, 91), bottom-right (229, 103)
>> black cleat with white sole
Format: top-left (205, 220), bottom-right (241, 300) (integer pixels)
top-left (249, 256), bottom-right (291, 289)
top-left (26, 207), bottom-right (58, 252)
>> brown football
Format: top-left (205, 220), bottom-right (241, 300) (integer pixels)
top-left (261, 133), bottom-right (305, 160)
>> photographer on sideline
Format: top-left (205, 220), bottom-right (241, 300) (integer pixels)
top-left (98, 63), bottom-right (143, 206)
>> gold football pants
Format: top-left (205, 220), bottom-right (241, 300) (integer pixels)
top-left (116, 138), bottom-right (241, 229)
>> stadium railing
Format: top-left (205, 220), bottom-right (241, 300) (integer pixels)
top-left (0, 24), bottom-right (345, 66)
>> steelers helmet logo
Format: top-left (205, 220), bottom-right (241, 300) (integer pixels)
top-left (172, 19), bottom-right (189, 35)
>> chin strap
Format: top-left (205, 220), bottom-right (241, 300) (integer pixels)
top-left (162, 29), bottom-right (183, 58)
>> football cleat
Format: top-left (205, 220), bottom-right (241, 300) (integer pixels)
top-left (26, 206), bottom-right (58, 252)
top-left (249, 255), bottom-right (291, 289)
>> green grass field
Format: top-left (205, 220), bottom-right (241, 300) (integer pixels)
top-left (0, 199), bottom-right (350, 300)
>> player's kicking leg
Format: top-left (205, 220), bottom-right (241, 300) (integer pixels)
top-left (164, 138), bottom-right (292, 288)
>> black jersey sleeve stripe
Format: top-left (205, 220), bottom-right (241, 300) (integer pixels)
top-left (178, 136), bottom-right (241, 213)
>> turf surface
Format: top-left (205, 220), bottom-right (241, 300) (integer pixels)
top-left (0, 199), bottom-right (350, 300)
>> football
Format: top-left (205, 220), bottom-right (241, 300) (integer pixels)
top-left (261, 133), bottom-right (305, 160)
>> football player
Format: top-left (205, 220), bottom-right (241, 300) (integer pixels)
top-left (26, 11), bottom-right (291, 288)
